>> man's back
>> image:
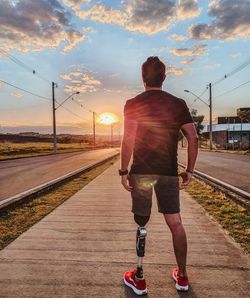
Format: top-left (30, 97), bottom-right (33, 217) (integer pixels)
top-left (124, 90), bottom-right (193, 176)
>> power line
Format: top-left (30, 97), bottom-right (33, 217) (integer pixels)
top-left (214, 80), bottom-right (250, 99)
top-left (70, 97), bottom-right (102, 121)
top-left (56, 101), bottom-right (88, 122)
top-left (198, 87), bottom-right (208, 98)
top-left (0, 49), bottom-right (52, 85)
top-left (0, 79), bottom-right (50, 101)
top-left (212, 58), bottom-right (250, 87)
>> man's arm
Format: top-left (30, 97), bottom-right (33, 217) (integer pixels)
top-left (179, 123), bottom-right (199, 187)
top-left (120, 118), bottom-right (138, 191)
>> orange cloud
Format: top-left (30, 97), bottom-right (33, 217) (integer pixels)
top-left (170, 34), bottom-right (188, 41)
top-left (60, 66), bottom-right (102, 94)
top-left (177, 0), bottom-right (201, 20)
top-left (170, 44), bottom-right (207, 57)
top-left (11, 92), bottom-right (23, 98)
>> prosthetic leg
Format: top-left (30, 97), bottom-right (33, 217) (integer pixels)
top-left (123, 215), bottom-right (149, 295)
top-left (134, 214), bottom-right (149, 279)
top-left (136, 226), bottom-right (147, 279)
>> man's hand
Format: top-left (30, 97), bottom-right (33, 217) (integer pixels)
top-left (121, 175), bottom-right (133, 192)
top-left (179, 171), bottom-right (192, 189)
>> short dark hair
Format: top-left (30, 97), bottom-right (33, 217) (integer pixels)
top-left (142, 56), bottom-right (166, 87)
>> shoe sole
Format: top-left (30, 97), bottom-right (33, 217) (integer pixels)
top-left (123, 274), bottom-right (148, 296)
top-left (172, 272), bottom-right (189, 292)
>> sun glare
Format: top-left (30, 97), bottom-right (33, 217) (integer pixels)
top-left (98, 113), bottom-right (118, 125)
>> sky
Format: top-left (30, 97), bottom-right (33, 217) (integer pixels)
top-left (0, 0), bottom-right (249, 135)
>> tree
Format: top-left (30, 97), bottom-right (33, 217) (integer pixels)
top-left (191, 109), bottom-right (204, 135)
top-left (237, 110), bottom-right (250, 123)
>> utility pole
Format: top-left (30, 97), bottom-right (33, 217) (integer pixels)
top-left (111, 123), bottom-right (113, 147)
top-left (209, 82), bottom-right (213, 150)
top-left (93, 111), bottom-right (96, 148)
top-left (52, 82), bottom-right (57, 154)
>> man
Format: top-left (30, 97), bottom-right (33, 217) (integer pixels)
top-left (119, 56), bottom-right (198, 295)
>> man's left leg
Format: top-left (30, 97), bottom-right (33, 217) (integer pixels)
top-left (154, 176), bottom-right (189, 291)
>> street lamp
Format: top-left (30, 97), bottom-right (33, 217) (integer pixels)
top-left (52, 90), bottom-right (80, 153)
top-left (56, 91), bottom-right (80, 110)
top-left (184, 88), bottom-right (213, 150)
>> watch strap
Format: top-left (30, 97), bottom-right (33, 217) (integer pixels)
top-left (119, 169), bottom-right (128, 176)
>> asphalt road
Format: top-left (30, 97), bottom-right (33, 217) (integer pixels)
top-left (0, 148), bottom-right (119, 201)
top-left (178, 149), bottom-right (250, 193)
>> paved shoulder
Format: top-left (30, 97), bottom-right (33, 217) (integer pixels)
top-left (0, 161), bottom-right (249, 297)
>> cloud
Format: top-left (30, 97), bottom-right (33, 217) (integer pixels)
top-left (124, 0), bottom-right (177, 35)
top-left (170, 33), bottom-right (187, 41)
top-left (77, 1), bottom-right (177, 35)
top-left (0, 0), bottom-right (85, 54)
top-left (189, 0), bottom-right (250, 40)
top-left (166, 65), bottom-right (185, 76)
top-left (230, 52), bottom-right (241, 59)
top-left (11, 92), bottom-right (23, 98)
top-left (60, 66), bottom-right (102, 94)
top-left (177, 0), bottom-right (201, 20)
top-left (82, 26), bottom-right (97, 33)
top-left (62, 0), bottom-right (90, 10)
top-left (109, 73), bottom-right (120, 78)
top-left (75, 0), bottom-right (202, 35)
top-left (77, 4), bottom-right (127, 27)
top-left (181, 58), bottom-right (195, 64)
top-left (170, 44), bottom-right (207, 56)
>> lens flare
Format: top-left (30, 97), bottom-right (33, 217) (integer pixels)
top-left (98, 112), bottom-right (118, 125)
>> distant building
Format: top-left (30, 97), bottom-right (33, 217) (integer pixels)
top-left (203, 108), bottom-right (250, 149)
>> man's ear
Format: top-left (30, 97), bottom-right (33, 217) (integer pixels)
top-left (163, 74), bottom-right (166, 82)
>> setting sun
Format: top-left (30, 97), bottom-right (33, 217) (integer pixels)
top-left (98, 113), bottom-right (118, 125)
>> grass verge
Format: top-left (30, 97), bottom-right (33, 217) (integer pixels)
top-left (0, 155), bottom-right (119, 250)
top-left (200, 148), bottom-right (250, 155)
top-left (186, 176), bottom-right (250, 253)
top-left (0, 142), bottom-right (93, 160)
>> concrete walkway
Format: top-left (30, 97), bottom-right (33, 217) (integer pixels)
top-left (0, 161), bottom-right (249, 297)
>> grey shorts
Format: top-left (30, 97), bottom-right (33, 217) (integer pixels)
top-left (128, 174), bottom-right (180, 216)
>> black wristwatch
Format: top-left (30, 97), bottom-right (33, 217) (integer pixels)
top-left (119, 169), bottom-right (128, 176)
top-left (186, 169), bottom-right (193, 174)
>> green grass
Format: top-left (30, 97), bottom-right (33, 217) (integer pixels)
top-left (0, 155), bottom-right (119, 249)
top-left (185, 176), bottom-right (250, 253)
top-left (200, 147), bottom-right (250, 155)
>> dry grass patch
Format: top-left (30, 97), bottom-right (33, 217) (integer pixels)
top-left (186, 176), bottom-right (250, 253)
top-left (0, 142), bottom-right (90, 160)
top-left (0, 155), bottom-right (119, 249)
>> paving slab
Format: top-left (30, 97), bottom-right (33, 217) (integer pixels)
top-left (0, 161), bottom-right (249, 297)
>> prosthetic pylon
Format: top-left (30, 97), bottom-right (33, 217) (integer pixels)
top-left (136, 226), bottom-right (147, 279)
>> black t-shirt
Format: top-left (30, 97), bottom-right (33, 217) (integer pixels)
top-left (124, 90), bottom-right (194, 176)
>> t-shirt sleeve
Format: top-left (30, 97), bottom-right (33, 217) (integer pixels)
top-left (123, 100), bottom-right (136, 121)
top-left (180, 100), bottom-right (194, 126)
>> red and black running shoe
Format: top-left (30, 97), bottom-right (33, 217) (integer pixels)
top-left (172, 267), bottom-right (189, 291)
top-left (123, 268), bottom-right (148, 295)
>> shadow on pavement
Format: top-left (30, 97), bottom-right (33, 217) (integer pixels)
top-left (123, 283), bottom-right (198, 297)
top-left (176, 285), bottom-right (198, 298)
